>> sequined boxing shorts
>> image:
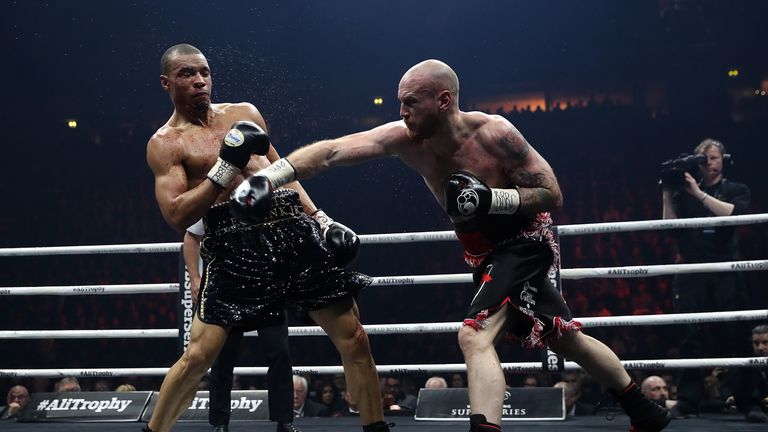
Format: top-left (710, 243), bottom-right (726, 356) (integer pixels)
top-left (197, 189), bottom-right (371, 329)
top-left (464, 239), bottom-right (581, 349)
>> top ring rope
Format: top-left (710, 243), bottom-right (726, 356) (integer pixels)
top-left (1, 214), bottom-right (766, 256)
top-left (360, 213), bottom-right (768, 244)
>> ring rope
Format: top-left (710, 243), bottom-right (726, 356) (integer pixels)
top-left (561, 259), bottom-right (768, 280)
top-left (370, 260), bottom-right (768, 286)
top-left (0, 242), bottom-right (181, 257)
top-left (2, 309), bottom-right (765, 339)
top-left (0, 283), bottom-right (178, 296)
top-left (1, 214), bottom-right (766, 256)
top-left (2, 357), bottom-right (766, 378)
top-left (4, 259), bottom-right (763, 296)
top-left (555, 213), bottom-right (768, 236)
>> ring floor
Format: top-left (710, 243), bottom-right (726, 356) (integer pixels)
top-left (4, 415), bottom-right (765, 432)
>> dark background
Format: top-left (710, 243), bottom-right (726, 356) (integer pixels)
top-left (1, 0), bottom-right (767, 394)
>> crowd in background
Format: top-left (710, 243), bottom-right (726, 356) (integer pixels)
top-left (1, 101), bottom-right (767, 413)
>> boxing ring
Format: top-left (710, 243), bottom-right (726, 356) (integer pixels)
top-left (2, 214), bottom-right (768, 431)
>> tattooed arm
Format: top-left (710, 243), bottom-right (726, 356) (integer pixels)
top-left (490, 119), bottom-right (563, 216)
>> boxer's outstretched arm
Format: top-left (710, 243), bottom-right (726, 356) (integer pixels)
top-left (287, 121), bottom-right (405, 180)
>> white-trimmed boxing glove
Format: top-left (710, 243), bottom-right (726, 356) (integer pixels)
top-left (207, 121), bottom-right (271, 188)
top-left (312, 210), bottom-right (360, 267)
top-left (445, 171), bottom-right (520, 218)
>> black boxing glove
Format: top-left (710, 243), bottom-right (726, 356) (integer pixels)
top-left (445, 171), bottom-right (520, 218)
top-left (207, 121), bottom-right (271, 188)
top-left (312, 210), bottom-right (360, 267)
top-left (229, 158), bottom-right (298, 224)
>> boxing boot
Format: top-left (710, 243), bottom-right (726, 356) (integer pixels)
top-left (613, 382), bottom-right (671, 432)
top-left (469, 414), bottom-right (501, 431)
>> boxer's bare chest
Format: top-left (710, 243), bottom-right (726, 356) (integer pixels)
top-left (401, 136), bottom-right (514, 206)
top-left (179, 117), bottom-right (269, 185)
top-left (181, 126), bottom-right (229, 181)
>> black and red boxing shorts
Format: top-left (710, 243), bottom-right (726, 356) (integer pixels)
top-left (463, 238), bottom-right (581, 349)
top-left (197, 189), bottom-right (371, 329)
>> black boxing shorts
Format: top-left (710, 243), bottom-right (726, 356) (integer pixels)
top-left (197, 189), bottom-right (371, 329)
top-left (463, 238), bottom-right (581, 349)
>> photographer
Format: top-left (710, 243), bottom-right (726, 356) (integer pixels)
top-left (661, 138), bottom-right (751, 418)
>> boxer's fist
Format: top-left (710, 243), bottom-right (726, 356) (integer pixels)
top-left (445, 171), bottom-right (519, 218)
top-left (313, 210), bottom-right (360, 267)
top-left (220, 121), bottom-right (270, 168)
top-left (208, 121), bottom-right (270, 188)
top-left (445, 172), bottom-right (493, 218)
top-left (229, 175), bottom-right (273, 224)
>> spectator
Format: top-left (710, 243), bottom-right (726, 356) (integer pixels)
top-left (553, 380), bottom-right (594, 416)
top-left (724, 324), bottom-right (768, 423)
top-left (1, 385), bottom-right (30, 420)
top-left (381, 375), bottom-right (417, 412)
top-left (293, 375), bottom-right (327, 418)
top-left (450, 373), bottom-right (466, 388)
top-left (54, 377), bottom-right (81, 393)
top-left (424, 376), bottom-right (448, 389)
top-left (93, 379), bottom-right (110, 392)
top-left (641, 376), bottom-right (677, 410)
top-left (115, 384), bottom-right (136, 392)
top-left (521, 375), bottom-right (539, 388)
top-left (315, 380), bottom-right (346, 417)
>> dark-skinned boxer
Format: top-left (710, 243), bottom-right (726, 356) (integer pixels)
top-left (145, 44), bottom-right (388, 432)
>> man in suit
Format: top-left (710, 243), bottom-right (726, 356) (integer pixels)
top-left (293, 376), bottom-right (327, 418)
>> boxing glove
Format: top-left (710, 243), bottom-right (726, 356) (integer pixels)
top-left (207, 121), bottom-right (271, 188)
top-left (229, 158), bottom-right (298, 224)
top-left (445, 171), bottom-right (519, 218)
top-left (312, 210), bottom-right (360, 267)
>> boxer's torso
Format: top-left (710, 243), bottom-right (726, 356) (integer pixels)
top-left (394, 111), bottom-right (540, 217)
top-left (156, 102), bottom-right (273, 205)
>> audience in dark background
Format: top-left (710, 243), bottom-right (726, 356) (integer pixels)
top-left (1, 103), bottom-right (766, 417)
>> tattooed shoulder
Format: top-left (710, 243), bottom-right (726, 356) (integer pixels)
top-left (498, 127), bottom-right (529, 161)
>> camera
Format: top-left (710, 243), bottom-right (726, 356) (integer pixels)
top-left (659, 153), bottom-right (707, 188)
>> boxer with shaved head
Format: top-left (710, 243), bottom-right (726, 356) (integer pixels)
top-left (234, 59), bottom-right (670, 432)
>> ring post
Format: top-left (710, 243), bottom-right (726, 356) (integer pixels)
top-left (178, 245), bottom-right (194, 356)
top-left (541, 226), bottom-right (565, 373)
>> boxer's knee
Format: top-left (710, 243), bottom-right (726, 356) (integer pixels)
top-left (458, 324), bottom-right (493, 355)
top-left (335, 317), bottom-right (372, 361)
top-left (182, 344), bottom-right (217, 376)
